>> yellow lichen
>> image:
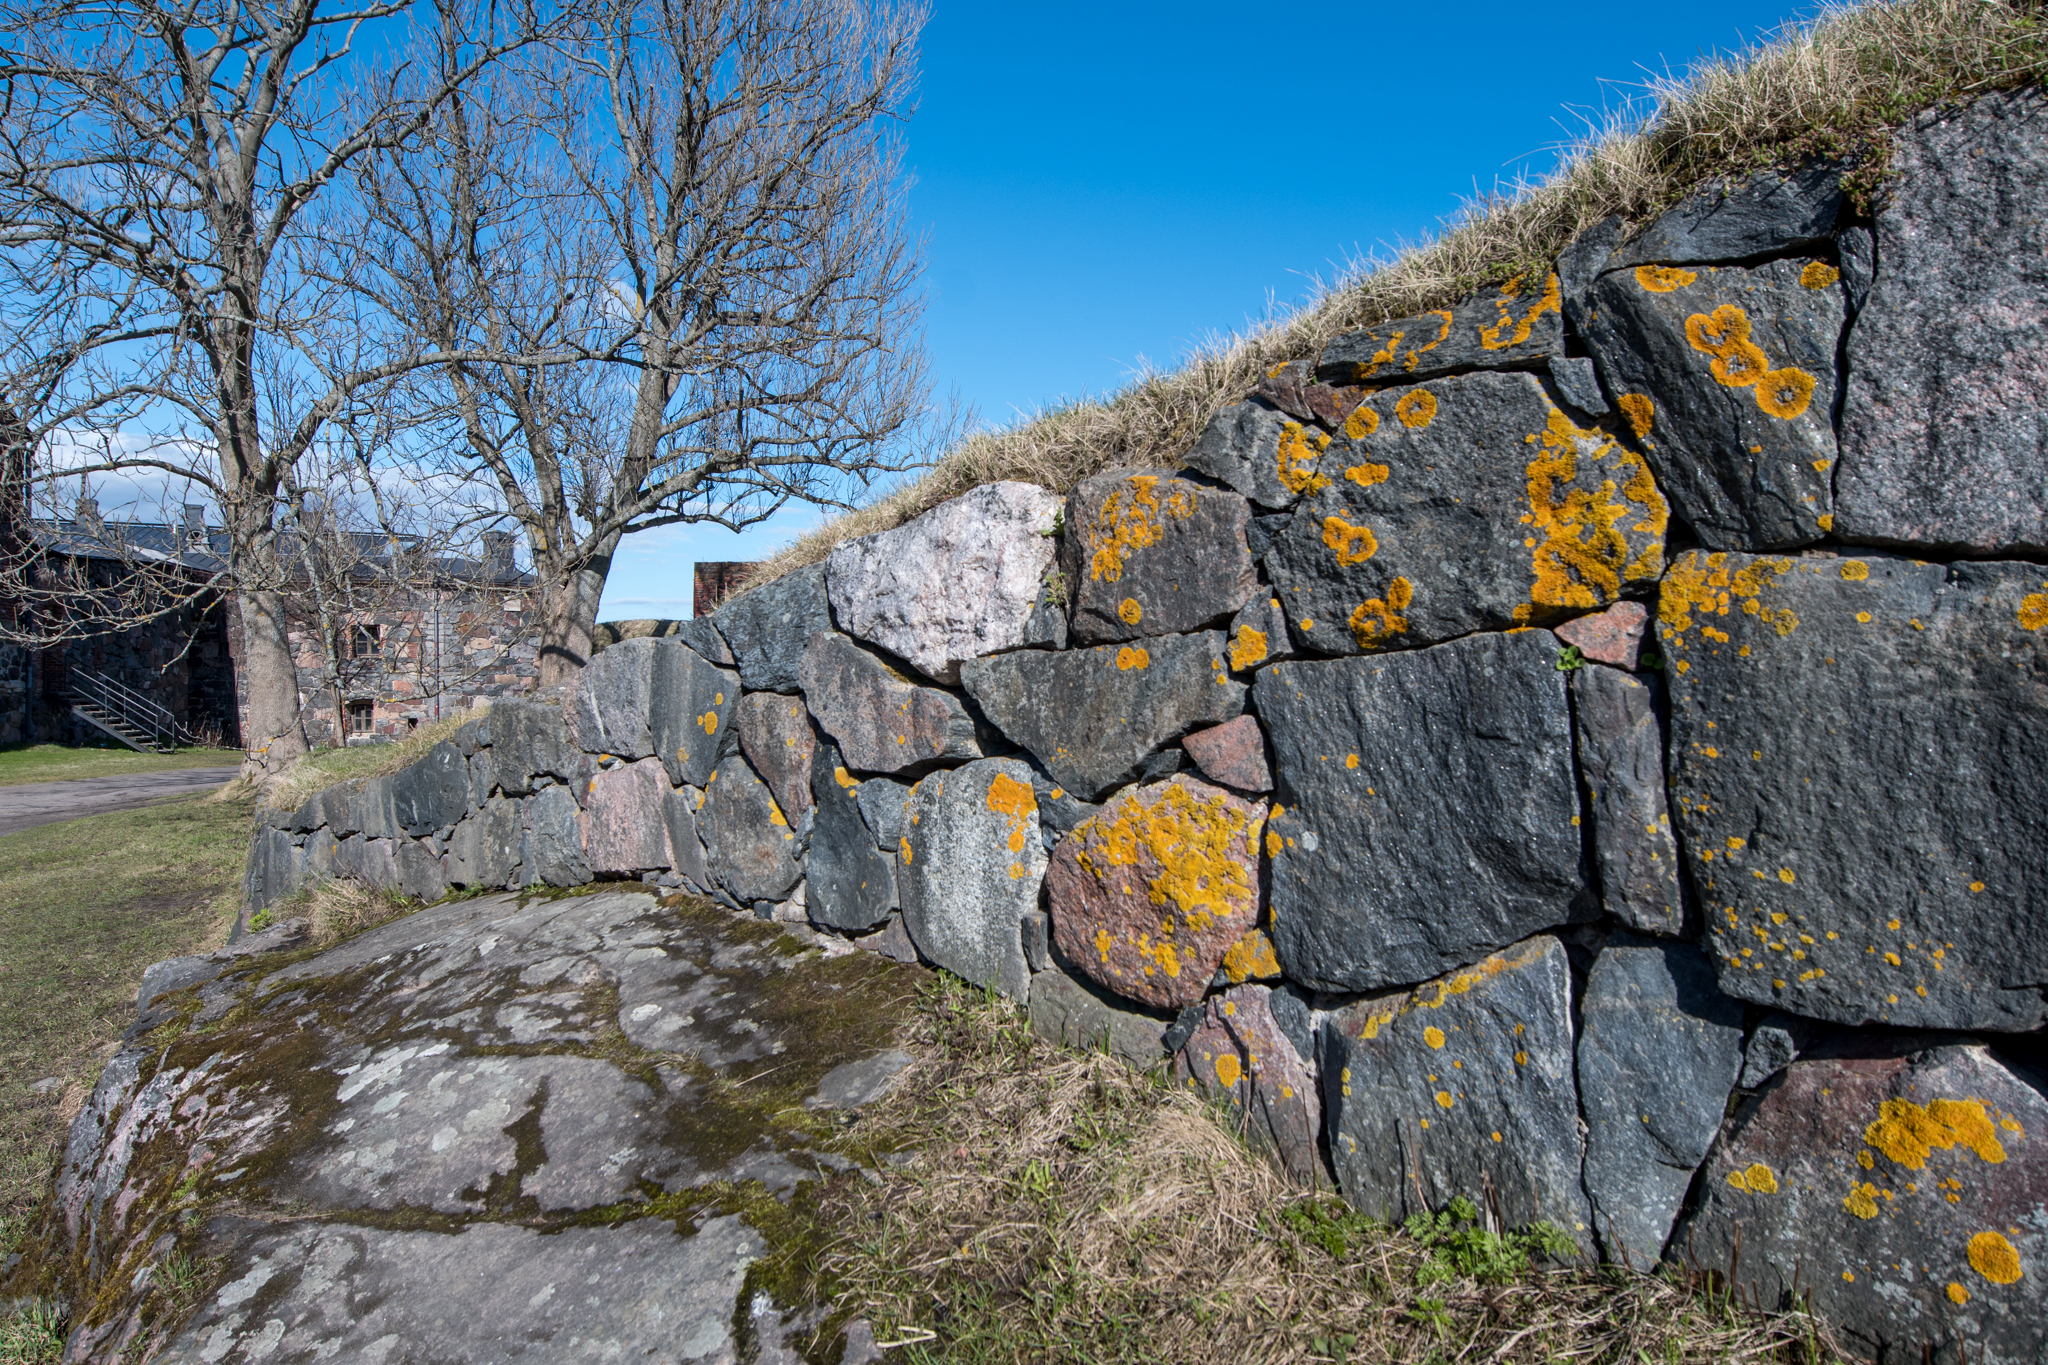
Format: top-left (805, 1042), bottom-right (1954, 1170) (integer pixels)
top-left (1118, 597), bottom-right (1143, 625)
top-left (1073, 780), bottom-right (1261, 936)
top-left (1658, 550), bottom-right (1797, 642)
top-left (1277, 423), bottom-right (1331, 496)
top-left (985, 773), bottom-right (1037, 854)
top-left (698, 710), bottom-right (720, 734)
top-left (1435, 1090), bottom-right (1454, 1109)
top-left (1800, 261), bottom-right (1841, 289)
top-left (1948, 1282), bottom-right (1971, 1305)
top-left (834, 766), bottom-right (860, 790)
top-left (1968, 1231), bottom-right (2023, 1285)
top-left (1345, 462), bottom-right (1390, 488)
top-left (1349, 578), bottom-right (1413, 649)
top-left (1480, 272), bottom-right (1561, 351)
top-left (1683, 303), bottom-right (1817, 421)
top-left (1213, 1053), bottom-right (1243, 1088)
top-left (1617, 392), bottom-right (1654, 440)
top-left (1727, 1162), bottom-right (1779, 1193)
top-left (1423, 1026), bottom-right (1446, 1049)
top-left (1085, 474), bottom-right (1196, 583)
top-left (1865, 1096), bottom-right (2007, 1170)
top-left (1757, 368), bottom-right (1817, 420)
top-left (2019, 593), bottom-right (2048, 631)
top-left (1395, 390), bottom-right (1438, 430)
top-left (899, 836), bottom-right (913, 864)
top-left (1221, 928), bottom-right (1282, 983)
top-left (1636, 264), bottom-right (1698, 293)
top-left (1519, 406), bottom-right (1668, 619)
top-left (1116, 646), bottom-right (1150, 671)
top-left (1323, 514), bottom-right (1379, 567)
top-left (1343, 405), bottom-right (1381, 440)
top-left (1843, 1182), bottom-right (1881, 1219)
top-left (1229, 626), bottom-right (1268, 670)
top-left (1840, 561), bottom-right (1870, 581)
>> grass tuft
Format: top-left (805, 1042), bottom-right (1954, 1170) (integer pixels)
top-left (0, 1299), bottom-right (64, 1365)
top-left (740, 0), bottom-right (2048, 594)
top-left (260, 707), bottom-right (488, 814)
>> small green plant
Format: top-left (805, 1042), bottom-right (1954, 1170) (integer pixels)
top-left (1554, 644), bottom-right (1586, 672)
top-left (1041, 568), bottom-right (1069, 608)
top-left (1282, 1195), bottom-right (1381, 1260)
top-left (1638, 649), bottom-right (1665, 671)
top-left (1040, 506), bottom-right (1065, 539)
top-left (1310, 1331), bottom-right (1358, 1362)
top-left (0, 1299), bottom-right (65, 1365)
top-left (247, 907), bottom-right (275, 932)
top-left (1402, 1196), bottom-right (1578, 1286)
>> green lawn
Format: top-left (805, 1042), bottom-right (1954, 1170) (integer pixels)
top-left (0, 744), bottom-right (242, 789)
top-left (0, 789), bottom-right (255, 1263)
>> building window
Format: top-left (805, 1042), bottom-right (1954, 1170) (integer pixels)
top-left (350, 624), bottom-right (382, 659)
top-left (346, 699), bottom-right (376, 735)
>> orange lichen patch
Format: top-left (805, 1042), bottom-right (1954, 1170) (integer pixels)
top-left (1277, 423), bottom-right (1331, 496)
top-left (1349, 578), bottom-right (1413, 649)
top-left (1948, 1282), bottom-right (1971, 1305)
top-left (1435, 1090), bottom-right (1454, 1109)
top-left (768, 799), bottom-right (789, 828)
top-left (1074, 780), bottom-right (1261, 932)
top-left (1345, 462), bottom-right (1390, 488)
top-left (900, 836), bottom-right (912, 863)
top-left (1322, 514), bottom-right (1379, 567)
top-left (1084, 474), bottom-right (1196, 583)
top-left (1213, 1052), bottom-right (1243, 1088)
top-left (1843, 1182), bottom-right (1882, 1219)
top-left (1265, 828), bottom-right (1283, 858)
top-left (1423, 1025), bottom-right (1447, 1049)
top-left (1343, 405), bottom-right (1381, 440)
top-left (1840, 561), bottom-right (1870, 582)
top-left (1712, 341), bottom-right (1773, 388)
top-left (1801, 261), bottom-right (1841, 289)
top-left (1115, 646), bottom-right (1150, 671)
top-left (1969, 1231), bottom-right (2023, 1285)
top-left (1727, 1162), bottom-right (1779, 1193)
top-left (1344, 753), bottom-right (1359, 770)
top-left (1865, 1096), bottom-right (2008, 1170)
top-left (1221, 928), bottom-right (1282, 983)
top-left (1636, 265), bottom-right (1698, 293)
top-left (1395, 390), bottom-right (1438, 430)
top-left (2018, 593), bottom-right (2048, 631)
top-left (833, 766), bottom-right (860, 790)
top-left (986, 773), bottom-right (1038, 854)
top-left (1516, 406), bottom-right (1668, 620)
top-left (698, 710), bottom-right (720, 734)
top-left (1757, 368), bottom-right (1818, 420)
top-left (1617, 392), bottom-right (1655, 440)
top-left (1480, 272), bottom-right (1561, 351)
top-left (1118, 597), bottom-right (1143, 625)
top-left (1685, 303), bottom-right (1750, 358)
top-left (1229, 626), bottom-right (1268, 671)
top-left (1658, 550), bottom-right (1797, 641)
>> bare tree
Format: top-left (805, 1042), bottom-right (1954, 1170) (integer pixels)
top-left (0, 0), bottom-right (553, 776)
top-left (363, 0), bottom-right (936, 686)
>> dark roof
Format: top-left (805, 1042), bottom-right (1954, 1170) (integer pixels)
top-left (27, 519), bottom-right (531, 588)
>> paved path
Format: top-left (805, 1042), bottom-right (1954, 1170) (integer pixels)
top-left (0, 767), bottom-right (241, 837)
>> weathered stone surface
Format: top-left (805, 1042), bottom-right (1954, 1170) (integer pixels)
top-left (1660, 551), bottom-right (2048, 1031)
top-left (243, 825), bottom-right (305, 911)
top-left (697, 756), bottom-right (803, 905)
top-left (1257, 634), bottom-right (1590, 993)
top-left (1046, 776), bottom-right (1264, 1009)
top-left (1548, 354), bottom-right (1610, 416)
top-left (1061, 470), bottom-right (1257, 644)
top-left (711, 562), bottom-right (833, 694)
top-left (735, 691), bottom-right (817, 820)
top-left (661, 785), bottom-right (709, 891)
top-left (1021, 593), bottom-right (1068, 650)
top-left (1606, 163), bottom-right (1845, 269)
top-left (1839, 91), bottom-right (2048, 554)
top-left (806, 744), bottom-right (897, 931)
top-left (1678, 1038), bottom-right (2047, 1362)
top-left (569, 635), bottom-right (662, 759)
top-left (806, 1050), bottom-right (912, 1111)
top-left (1583, 256), bottom-right (1844, 550)
top-left (1323, 936), bottom-right (1592, 1252)
top-left (675, 614), bottom-right (734, 666)
top-left (479, 698), bottom-right (583, 797)
top-left (1836, 223), bottom-right (1875, 314)
top-left (826, 481), bottom-right (1062, 684)
top-left (852, 773), bottom-right (913, 850)
top-left (333, 834), bottom-right (398, 893)
top-left (1265, 370), bottom-right (1668, 656)
top-left (898, 758), bottom-right (1047, 1000)
top-left (1554, 599), bottom-right (1650, 668)
top-left (522, 785), bottom-right (592, 888)
top-left (799, 632), bottom-right (983, 776)
top-left (652, 640), bottom-right (740, 790)
top-left (394, 839), bottom-right (447, 901)
top-left (1318, 272), bottom-right (1564, 386)
top-left (1577, 936), bottom-right (1745, 1267)
top-left (155, 1217), bottom-right (759, 1365)
top-left (1027, 961), bottom-right (1170, 1070)
top-left (446, 796), bottom-right (521, 889)
top-left (851, 912), bottom-right (921, 964)
top-left (1571, 665), bottom-right (1685, 936)
top-left (1253, 361), bottom-right (1369, 431)
top-left (1245, 513), bottom-right (1293, 562)
top-left (1025, 767), bottom-right (1099, 846)
top-left (1738, 1011), bottom-right (1819, 1091)
top-left (1171, 984), bottom-right (1321, 1183)
top-left (1556, 214), bottom-right (1628, 307)
top-left (960, 632), bottom-right (1246, 802)
top-left (389, 743), bottom-right (469, 838)
top-left (1182, 402), bottom-right (1330, 511)
top-left (1226, 590), bottom-right (1295, 672)
top-left (1181, 715), bottom-right (1272, 793)
top-left (579, 758), bottom-right (674, 874)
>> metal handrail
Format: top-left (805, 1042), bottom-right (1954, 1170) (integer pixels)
top-left (70, 669), bottom-right (197, 750)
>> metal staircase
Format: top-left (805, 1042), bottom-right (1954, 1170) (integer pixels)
top-left (69, 670), bottom-right (197, 753)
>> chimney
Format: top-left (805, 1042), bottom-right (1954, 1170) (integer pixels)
top-left (481, 530), bottom-right (516, 583)
top-left (75, 490), bottom-right (100, 532)
top-left (180, 504), bottom-right (207, 548)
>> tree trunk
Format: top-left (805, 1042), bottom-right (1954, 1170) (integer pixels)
top-left (535, 563), bottom-right (607, 689)
top-left (236, 586), bottom-right (310, 778)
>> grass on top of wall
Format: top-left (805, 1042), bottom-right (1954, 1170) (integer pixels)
top-left (256, 707), bottom-right (488, 814)
top-left (740, 0), bottom-right (2048, 594)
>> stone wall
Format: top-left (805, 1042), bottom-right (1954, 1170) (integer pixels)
top-left (240, 93), bottom-right (2048, 1360)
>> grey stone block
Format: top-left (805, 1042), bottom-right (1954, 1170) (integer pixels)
top-left (698, 755), bottom-right (804, 905)
top-left (522, 786), bottom-right (592, 888)
top-left (711, 562), bottom-right (833, 694)
top-left (806, 743), bottom-right (898, 931)
top-left (1060, 470), bottom-right (1256, 645)
top-left (898, 757), bottom-right (1046, 1000)
top-left (1318, 270), bottom-right (1563, 386)
top-left (390, 742), bottom-right (469, 838)
top-left (1604, 163), bottom-right (1845, 269)
top-left (1027, 961), bottom-right (1170, 1070)
top-left (800, 632), bottom-right (983, 776)
top-left (394, 838), bottom-right (448, 902)
top-left (446, 797), bottom-right (521, 890)
top-left (1182, 402), bottom-right (1323, 511)
top-left (1738, 1011), bottom-right (1819, 1090)
top-left (1570, 664), bottom-right (1685, 936)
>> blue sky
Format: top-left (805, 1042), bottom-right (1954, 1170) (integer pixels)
top-left (596, 0), bottom-right (1817, 620)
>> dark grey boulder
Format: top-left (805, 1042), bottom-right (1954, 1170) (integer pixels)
top-left (960, 632), bottom-right (1246, 802)
top-left (735, 690), bottom-right (818, 820)
top-left (1835, 224), bottom-right (1875, 314)
top-left (1838, 89), bottom-right (2048, 555)
top-left (355, 774), bottom-right (400, 841)
top-left (1322, 936), bottom-right (1592, 1254)
top-left (128, 957), bottom-right (225, 1037)
top-left (1317, 270), bottom-right (1563, 386)
top-left (674, 614), bottom-right (734, 666)
top-left (332, 834), bottom-right (398, 892)
top-left (1256, 633), bottom-right (1590, 993)
top-left (806, 744), bottom-right (898, 931)
top-left (1181, 402), bottom-right (1328, 511)
top-left (1025, 766), bottom-right (1100, 842)
top-left (698, 755), bottom-right (804, 905)
top-left (1264, 370), bottom-right (1668, 657)
top-left (651, 639), bottom-right (740, 790)
top-left (394, 838), bottom-right (447, 901)
top-left (1555, 214), bottom-right (1628, 306)
top-left (1570, 664), bottom-right (1685, 936)
top-left (898, 757), bottom-right (1046, 1000)
top-left (445, 796), bottom-right (521, 889)
top-left (1245, 511), bottom-right (1294, 562)
top-left (389, 742), bottom-right (469, 837)
top-left (1548, 354), bottom-right (1609, 416)
top-left (521, 785), bottom-right (591, 888)
top-left (660, 784), bottom-right (709, 893)
top-left (479, 698), bottom-right (582, 796)
top-left (1738, 1010), bottom-right (1819, 1090)
top-left (799, 631), bottom-right (983, 776)
top-left (1027, 960), bottom-right (1170, 1070)
top-left (1576, 936), bottom-right (1744, 1268)
top-left (852, 912), bottom-right (921, 964)
top-left (1021, 596), bottom-right (1067, 650)
top-left (710, 562), bottom-right (833, 694)
top-left (1604, 163), bottom-right (1845, 269)
top-left (1581, 256), bottom-right (1844, 551)
top-left (1060, 469), bottom-right (1256, 644)
top-left (852, 773), bottom-right (913, 850)
top-left (569, 635), bottom-right (662, 758)
top-left (1660, 550), bottom-right (2048, 1031)
top-left (243, 825), bottom-right (305, 912)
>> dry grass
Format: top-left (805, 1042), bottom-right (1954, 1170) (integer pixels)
top-left (795, 979), bottom-right (1850, 1364)
top-left (258, 706), bottom-right (488, 814)
top-left (286, 877), bottom-right (417, 947)
top-left (742, 0), bottom-right (2048, 592)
